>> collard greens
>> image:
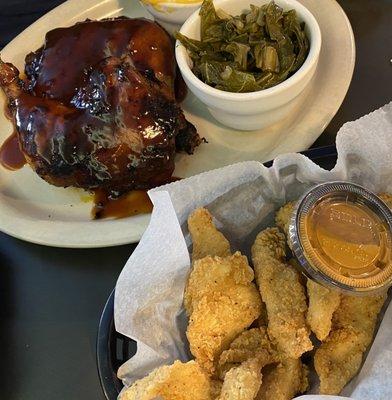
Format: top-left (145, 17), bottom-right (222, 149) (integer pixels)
top-left (176, 0), bottom-right (310, 93)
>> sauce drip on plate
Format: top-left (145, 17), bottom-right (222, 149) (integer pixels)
top-left (92, 189), bottom-right (153, 220)
top-left (0, 103), bottom-right (26, 170)
top-left (91, 176), bottom-right (181, 219)
top-left (0, 131), bottom-right (26, 170)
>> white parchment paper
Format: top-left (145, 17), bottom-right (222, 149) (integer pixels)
top-left (114, 102), bottom-right (392, 399)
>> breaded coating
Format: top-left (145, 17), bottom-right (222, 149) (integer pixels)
top-left (257, 302), bottom-right (269, 328)
top-left (211, 380), bottom-right (224, 399)
top-left (187, 286), bottom-right (262, 375)
top-left (276, 202), bottom-right (341, 342)
top-left (306, 279), bottom-right (341, 341)
top-left (256, 358), bottom-right (309, 400)
top-left (121, 360), bottom-right (212, 400)
top-left (217, 328), bottom-right (277, 380)
top-left (186, 252), bottom-right (262, 375)
top-left (315, 294), bottom-right (387, 395)
top-left (252, 228), bottom-right (312, 358)
top-left (378, 193), bottom-right (392, 208)
top-left (218, 358), bottom-right (263, 400)
top-left (275, 202), bottom-right (295, 237)
top-left (185, 253), bottom-right (255, 315)
top-left (188, 208), bottom-right (231, 262)
top-left (315, 328), bottom-right (364, 395)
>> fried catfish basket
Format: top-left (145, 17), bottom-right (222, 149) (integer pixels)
top-left (96, 146), bottom-right (339, 400)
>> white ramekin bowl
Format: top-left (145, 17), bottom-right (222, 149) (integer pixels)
top-left (139, 1), bottom-right (202, 34)
top-left (175, 0), bottom-right (322, 131)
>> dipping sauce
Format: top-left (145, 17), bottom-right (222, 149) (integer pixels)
top-left (290, 182), bottom-right (392, 294)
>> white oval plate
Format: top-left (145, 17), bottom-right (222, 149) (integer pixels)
top-left (0, 0), bottom-right (354, 248)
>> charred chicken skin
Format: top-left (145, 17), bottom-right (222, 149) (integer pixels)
top-left (0, 18), bottom-right (200, 194)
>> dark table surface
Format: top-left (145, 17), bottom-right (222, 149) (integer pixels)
top-left (0, 0), bottom-right (391, 399)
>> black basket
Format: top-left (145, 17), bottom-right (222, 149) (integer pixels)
top-left (96, 145), bottom-right (338, 400)
top-left (97, 290), bottom-right (137, 400)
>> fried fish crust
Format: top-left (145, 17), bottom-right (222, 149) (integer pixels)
top-left (255, 358), bottom-right (309, 400)
top-left (184, 253), bottom-right (255, 315)
top-left (187, 286), bottom-right (262, 375)
top-left (188, 208), bottom-right (231, 262)
top-left (314, 294), bottom-right (387, 395)
top-left (121, 360), bottom-right (212, 400)
top-left (275, 202), bottom-right (296, 237)
top-left (306, 279), bottom-right (341, 341)
top-left (251, 228), bottom-right (312, 358)
top-left (217, 328), bottom-right (277, 380)
top-left (217, 358), bottom-right (263, 400)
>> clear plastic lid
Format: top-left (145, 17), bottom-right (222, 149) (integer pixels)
top-left (289, 182), bottom-right (392, 294)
